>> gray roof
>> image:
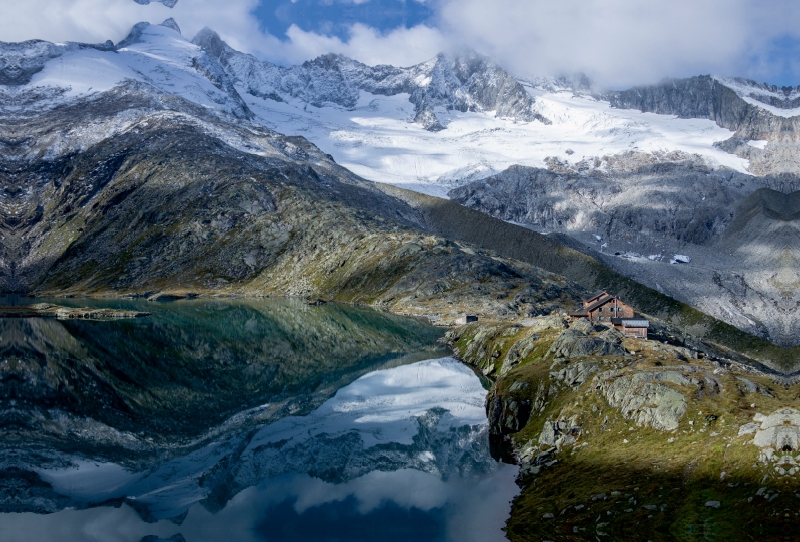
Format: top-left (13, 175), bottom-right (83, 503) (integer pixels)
top-left (584, 294), bottom-right (617, 312)
top-left (620, 319), bottom-right (649, 328)
top-left (583, 290), bottom-right (607, 303)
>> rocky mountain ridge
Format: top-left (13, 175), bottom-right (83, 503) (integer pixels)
top-left (192, 28), bottom-right (544, 132)
top-left (603, 75), bottom-right (800, 176)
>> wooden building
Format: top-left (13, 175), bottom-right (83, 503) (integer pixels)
top-left (569, 290), bottom-right (649, 339)
top-left (568, 290), bottom-right (634, 323)
top-left (611, 318), bottom-right (650, 339)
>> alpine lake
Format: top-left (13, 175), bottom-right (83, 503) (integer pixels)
top-left (0, 297), bottom-right (519, 542)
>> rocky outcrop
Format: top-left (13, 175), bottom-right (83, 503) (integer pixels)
top-left (546, 328), bottom-right (627, 359)
top-left (0, 41), bottom-right (64, 86)
top-left (500, 334), bottom-right (540, 375)
top-left (550, 361), bottom-right (599, 387)
top-left (594, 370), bottom-right (689, 431)
top-left (486, 380), bottom-right (547, 435)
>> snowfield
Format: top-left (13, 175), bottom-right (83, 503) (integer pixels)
top-left (24, 24), bottom-right (246, 117)
top-left (7, 22), bottom-right (756, 198)
top-left (243, 84), bottom-right (747, 197)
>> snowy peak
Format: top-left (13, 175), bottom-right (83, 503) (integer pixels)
top-left (0, 22), bottom-right (250, 119)
top-left (714, 76), bottom-right (800, 117)
top-left (417, 51), bottom-right (541, 124)
top-left (193, 30), bottom-right (543, 131)
top-left (116, 18), bottom-right (182, 48)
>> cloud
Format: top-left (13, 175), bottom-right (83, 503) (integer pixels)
top-left (274, 22), bottom-right (448, 67)
top-left (1, 0), bottom-right (799, 87)
top-left (436, 0), bottom-right (800, 87)
top-left (0, 0), bottom-right (262, 46)
top-left (0, 468), bottom-right (520, 542)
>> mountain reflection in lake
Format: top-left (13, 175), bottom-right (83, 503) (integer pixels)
top-left (0, 299), bottom-right (519, 541)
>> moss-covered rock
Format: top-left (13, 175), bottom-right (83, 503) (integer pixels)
top-left (455, 316), bottom-right (800, 540)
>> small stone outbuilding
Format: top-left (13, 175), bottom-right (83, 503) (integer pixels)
top-left (456, 315), bottom-right (478, 325)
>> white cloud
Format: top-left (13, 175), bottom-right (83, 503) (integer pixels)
top-left (0, 0), bottom-right (263, 47)
top-left (0, 468), bottom-right (520, 542)
top-left (273, 22), bottom-right (448, 67)
top-left (436, 0), bottom-right (800, 87)
top-left (1, 0), bottom-right (798, 87)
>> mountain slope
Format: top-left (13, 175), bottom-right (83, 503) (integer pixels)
top-left (447, 156), bottom-right (800, 345)
top-left (0, 25), bottom-right (583, 326)
top-left (606, 75), bottom-right (800, 176)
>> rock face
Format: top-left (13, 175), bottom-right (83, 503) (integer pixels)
top-left (448, 155), bottom-right (800, 346)
top-left (546, 328), bottom-right (626, 359)
top-left (486, 381), bottom-right (547, 435)
top-left (449, 156), bottom-right (772, 245)
top-left (193, 29), bottom-right (545, 131)
top-left (605, 75), bottom-right (800, 176)
top-left (594, 370), bottom-right (689, 431)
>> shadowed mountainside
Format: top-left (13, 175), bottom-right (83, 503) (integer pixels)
top-left (448, 159), bottom-right (800, 347)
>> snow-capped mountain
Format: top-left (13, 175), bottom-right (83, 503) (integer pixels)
top-left (193, 28), bottom-right (542, 133)
top-left (2, 19), bottom-right (800, 344)
top-left (3, 20), bottom-right (797, 195)
top-left (0, 20), bottom-right (249, 119)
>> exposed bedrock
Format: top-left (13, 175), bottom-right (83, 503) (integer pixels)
top-left (449, 159), bottom-right (800, 346)
top-left (605, 75), bottom-right (800, 176)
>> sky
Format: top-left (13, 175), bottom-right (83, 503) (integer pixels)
top-left (3, 0), bottom-right (800, 89)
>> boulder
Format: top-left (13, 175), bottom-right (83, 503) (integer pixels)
top-left (547, 329), bottom-right (627, 359)
top-left (570, 318), bottom-right (596, 334)
top-left (594, 370), bottom-right (689, 431)
top-left (538, 416), bottom-right (581, 449)
top-left (550, 361), bottom-right (600, 387)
